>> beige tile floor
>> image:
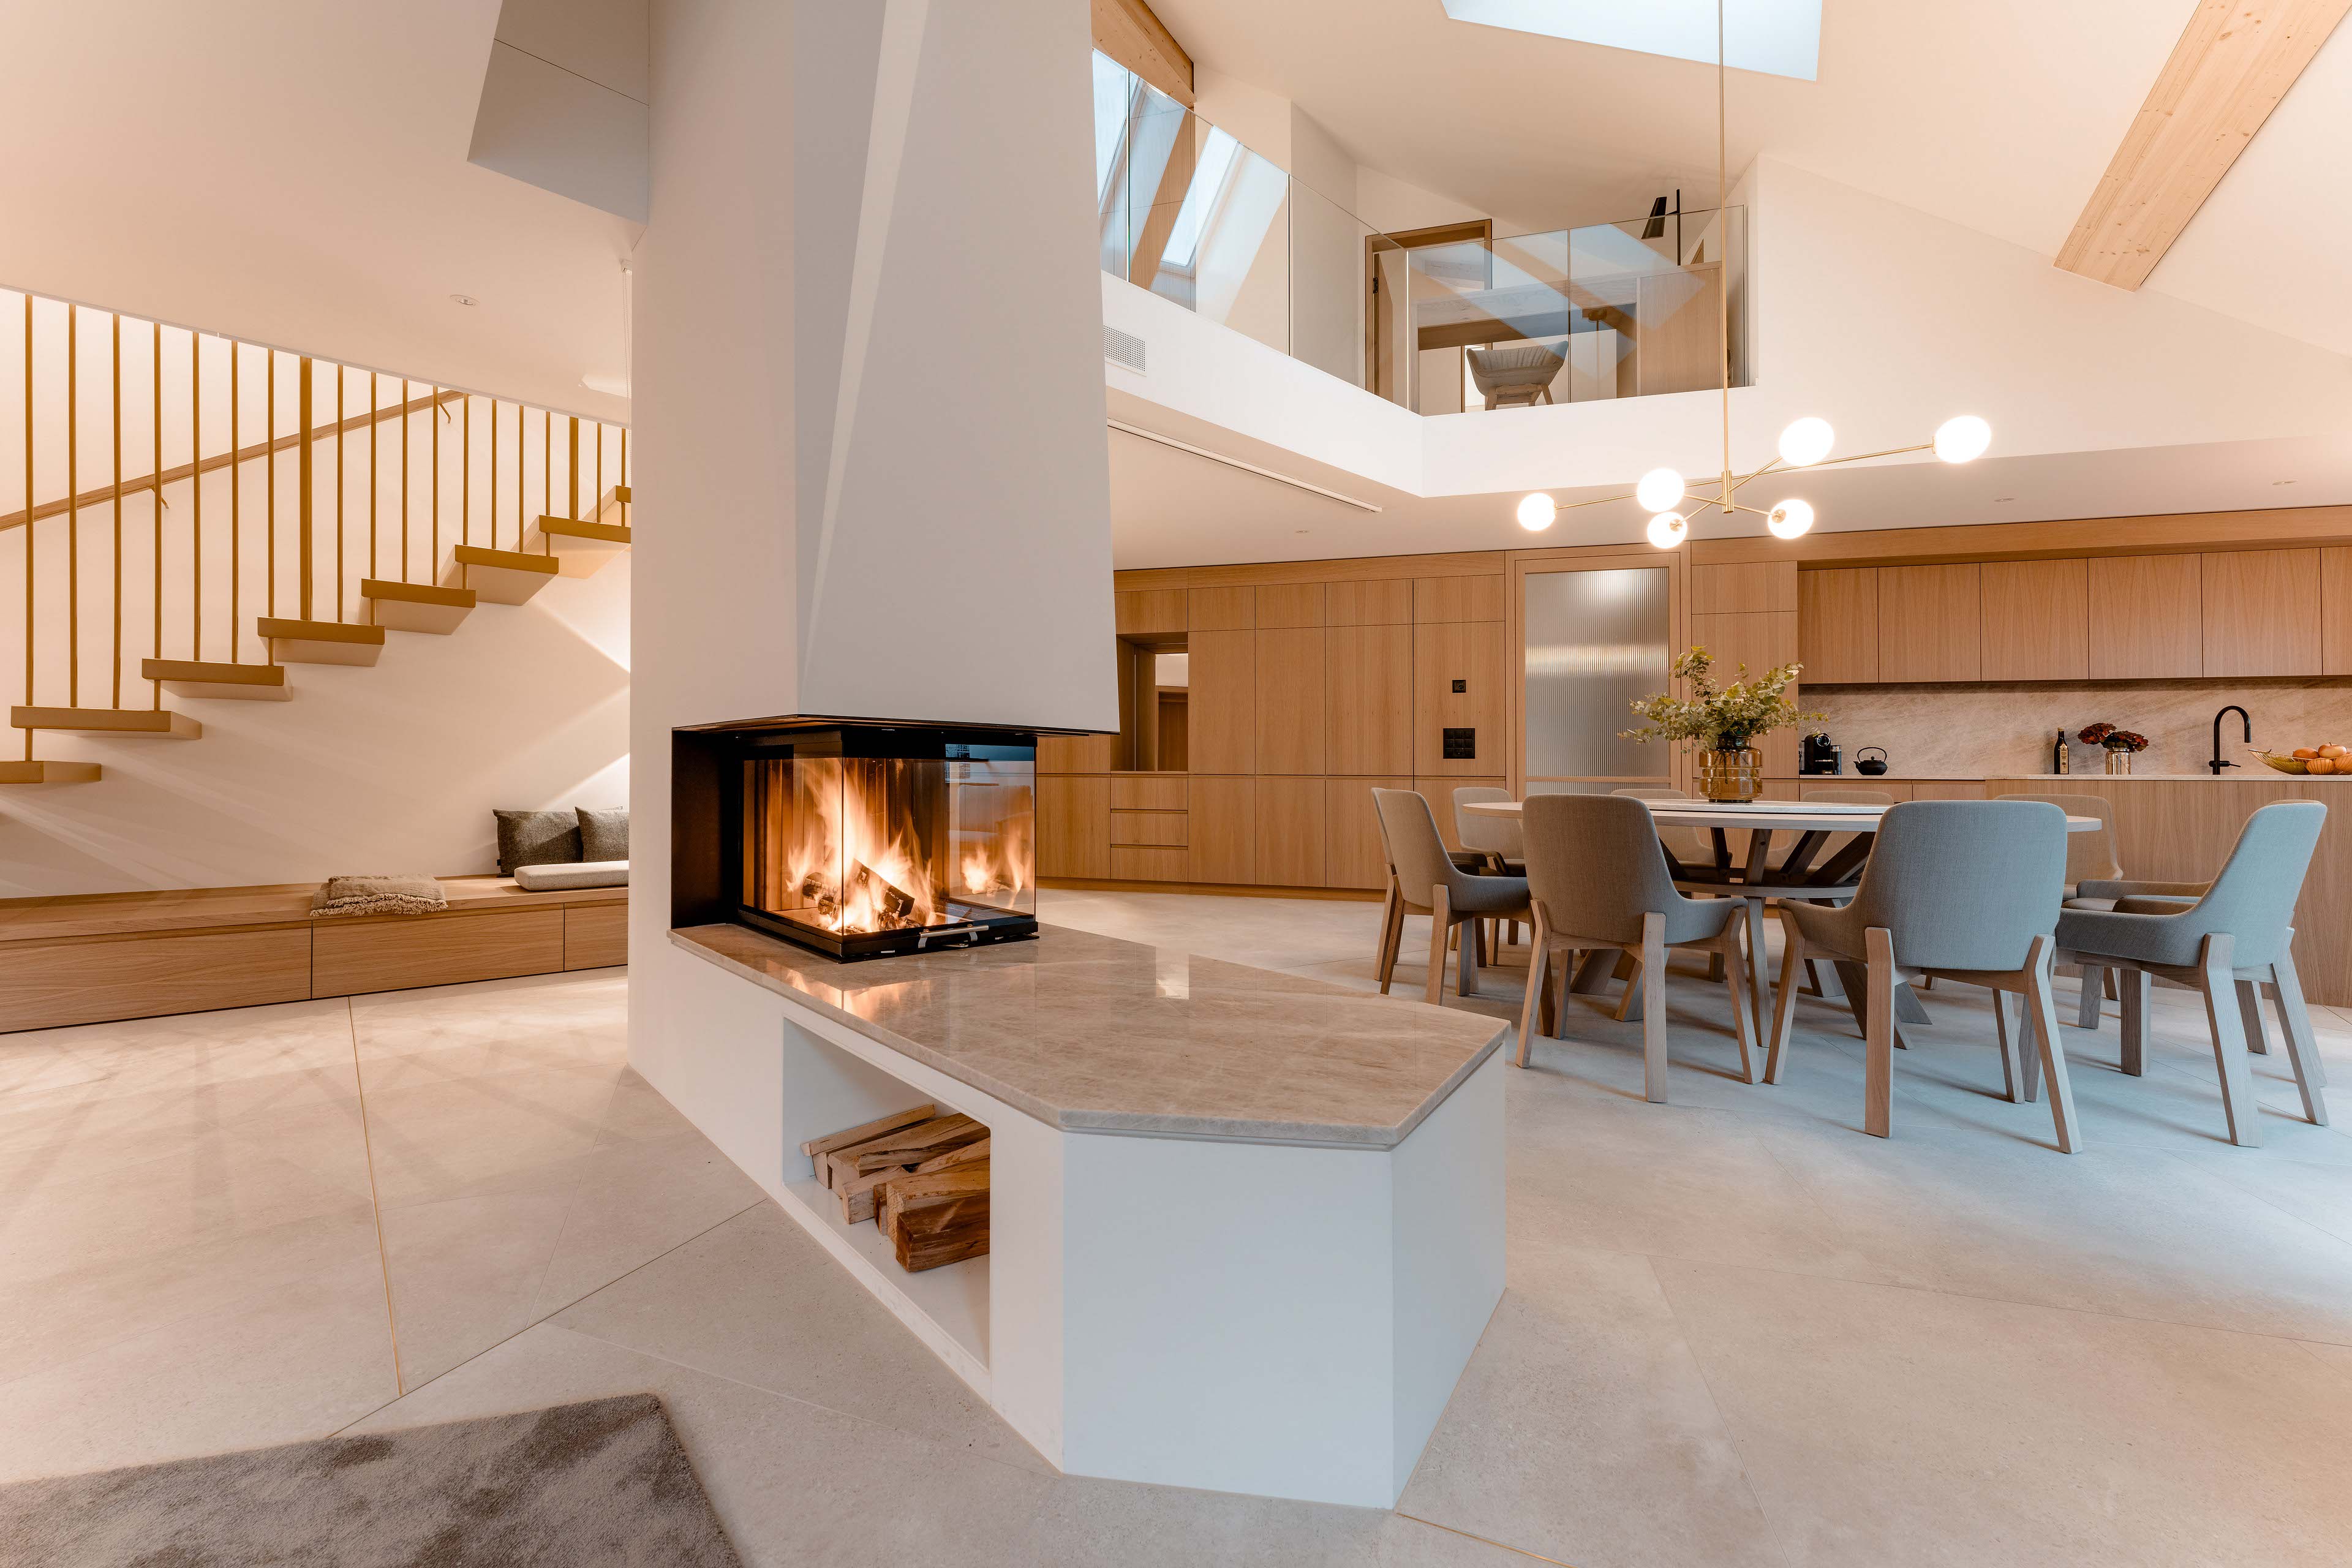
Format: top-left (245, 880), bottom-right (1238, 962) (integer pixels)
top-left (4, 897), bottom-right (2352, 1566)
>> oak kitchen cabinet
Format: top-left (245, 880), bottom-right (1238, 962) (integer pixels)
top-left (1978, 559), bottom-right (2089, 682)
top-left (2201, 548), bottom-right (2320, 678)
top-left (2086, 554), bottom-right (2202, 680)
top-left (1876, 564), bottom-right (1981, 682)
top-left (1796, 567), bottom-right (1878, 683)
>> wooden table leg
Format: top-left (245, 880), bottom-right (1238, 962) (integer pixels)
top-left (1569, 949), bottom-right (1618, 995)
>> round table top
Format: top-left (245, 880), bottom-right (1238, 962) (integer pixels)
top-left (1458, 797), bottom-right (2103, 834)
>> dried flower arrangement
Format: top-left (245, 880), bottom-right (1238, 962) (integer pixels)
top-left (1625, 648), bottom-right (1820, 753)
top-left (2078, 723), bottom-right (2149, 753)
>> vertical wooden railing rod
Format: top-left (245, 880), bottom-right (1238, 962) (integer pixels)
top-left (399, 377), bottom-right (410, 582)
top-left (334, 368), bottom-right (344, 621)
top-left (514, 401), bottom-right (523, 552)
top-left (298, 356), bottom-right (314, 621)
top-left (228, 340), bottom-right (240, 663)
top-left (368, 374), bottom-right (378, 581)
top-left (190, 332), bottom-right (202, 660)
top-left (619, 428), bottom-right (628, 529)
top-left (568, 417), bottom-right (579, 524)
top-left (490, 396), bottom-right (499, 555)
top-left (111, 312), bottom-right (123, 707)
top-left (540, 409), bottom-right (551, 551)
top-left (265, 352), bottom-right (276, 624)
top-left (20, 295), bottom-right (32, 754)
top-left (67, 306), bottom-right (79, 706)
top-left (430, 384), bottom-right (440, 575)
top-left (151, 322), bottom-right (161, 707)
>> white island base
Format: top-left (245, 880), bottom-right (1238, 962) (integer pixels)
top-left (640, 924), bottom-right (1507, 1508)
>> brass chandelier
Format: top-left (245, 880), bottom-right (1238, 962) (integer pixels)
top-left (1514, 1), bottom-right (1991, 547)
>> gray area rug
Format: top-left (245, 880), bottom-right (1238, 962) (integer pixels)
top-left (0, 1393), bottom-right (743, 1567)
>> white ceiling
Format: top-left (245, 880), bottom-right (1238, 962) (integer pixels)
top-left (0, 1), bottom-right (637, 421)
top-left (1151, 0), bottom-right (2352, 358)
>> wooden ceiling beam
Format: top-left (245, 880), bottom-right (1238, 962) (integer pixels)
top-left (1093, 0), bottom-right (1194, 107)
top-left (2056, 0), bottom-right (2351, 290)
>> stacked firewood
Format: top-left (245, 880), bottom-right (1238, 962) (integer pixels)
top-left (802, 1104), bottom-right (990, 1272)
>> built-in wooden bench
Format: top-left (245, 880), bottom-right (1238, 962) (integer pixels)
top-left (0, 876), bottom-right (627, 1033)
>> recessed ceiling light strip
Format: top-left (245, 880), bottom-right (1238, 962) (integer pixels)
top-left (1107, 419), bottom-right (1384, 513)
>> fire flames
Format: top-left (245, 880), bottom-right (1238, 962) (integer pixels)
top-left (774, 759), bottom-right (1030, 935)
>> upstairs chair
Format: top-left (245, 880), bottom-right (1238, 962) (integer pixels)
top-left (1371, 788), bottom-right (1534, 1006)
top-left (2055, 801), bottom-right (2329, 1148)
top-left (1766, 801), bottom-right (2082, 1152)
top-left (1513, 793), bottom-right (1758, 1102)
top-left (1465, 342), bottom-right (1566, 410)
top-left (1455, 785), bottom-right (1526, 949)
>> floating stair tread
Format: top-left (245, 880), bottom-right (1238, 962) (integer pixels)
top-left (10, 706), bottom-right (201, 739)
top-left (361, 578), bottom-right (477, 635)
top-left (140, 659), bottom-right (294, 702)
top-left (535, 514), bottom-right (631, 546)
top-left (361, 579), bottom-right (477, 608)
top-left (0, 760), bottom-right (104, 784)
top-left (452, 545), bottom-right (560, 576)
top-left (258, 617), bottom-right (387, 667)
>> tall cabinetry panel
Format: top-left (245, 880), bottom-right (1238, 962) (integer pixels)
top-left (1325, 624), bottom-right (1412, 775)
top-left (1256, 777), bottom-right (1327, 886)
top-left (1255, 627), bottom-right (1327, 775)
top-left (1037, 776), bottom-right (1111, 878)
top-left (1796, 568), bottom-right (1878, 683)
top-left (1325, 776), bottom-right (1410, 889)
top-left (2201, 549), bottom-right (2320, 677)
top-left (1412, 620), bottom-right (1507, 777)
top-left (1188, 776), bottom-right (1256, 884)
top-left (1187, 630), bottom-right (1257, 774)
top-left (1978, 560), bottom-right (2089, 682)
top-left (2326, 548), bottom-right (2352, 677)
top-left (1690, 608), bottom-right (1800, 777)
top-left (1877, 565), bottom-right (1981, 682)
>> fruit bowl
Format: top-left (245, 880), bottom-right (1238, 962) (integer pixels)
top-left (2252, 750), bottom-right (2309, 775)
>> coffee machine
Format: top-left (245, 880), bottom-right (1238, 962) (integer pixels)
top-left (1800, 731), bottom-right (1842, 775)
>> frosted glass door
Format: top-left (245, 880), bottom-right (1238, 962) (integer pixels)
top-left (1522, 566), bottom-right (1672, 792)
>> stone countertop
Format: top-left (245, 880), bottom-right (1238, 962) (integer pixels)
top-left (1988, 772), bottom-right (2352, 782)
top-left (669, 922), bottom-right (1507, 1148)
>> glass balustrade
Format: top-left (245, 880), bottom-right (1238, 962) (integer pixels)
top-left (1092, 51), bottom-right (1747, 412)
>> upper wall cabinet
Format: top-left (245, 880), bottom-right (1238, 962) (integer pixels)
top-left (1796, 568), bottom-right (1878, 683)
top-left (1694, 560), bottom-right (1796, 616)
top-left (1412, 575), bottom-right (1506, 624)
top-left (1877, 564), bottom-right (1981, 683)
top-left (1978, 559), bottom-right (2089, 682)
top-left (1188, 586), bottom-right (1254, 631)
top-left (2326, 549), bottom-right (2352, 677)
top-left (1326, 579), bottom-right (1414, 625)
top-left (2086, 554), bottom-right (2201, 680)
top-left (1115, 589), bottom-right (1187, 637)
top-left (2201, 549), bottom-right (2320, 678)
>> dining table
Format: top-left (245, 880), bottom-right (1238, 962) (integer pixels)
top-left (1458, 796), bottom-right (2104, 1046)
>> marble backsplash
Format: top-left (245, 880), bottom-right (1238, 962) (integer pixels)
top-left (1801, 677), bottom-right (2352, 778)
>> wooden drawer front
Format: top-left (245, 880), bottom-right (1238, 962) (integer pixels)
top-left (1110, 810), bottom-right (1188, 847)
top-left (1109, 775), bottom-right (1186, 811)
top-left (314, 907), bottom-right (565, 997)
top-left (1109, 846), bottom-right (1190, 882)
top-left (0, 926), bottom-right (311, 1031)
top-left (564, 903), bottom-right (628, 970)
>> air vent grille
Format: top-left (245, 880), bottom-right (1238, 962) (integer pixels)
top-left (1103, 325), bottom-right (1147, 374)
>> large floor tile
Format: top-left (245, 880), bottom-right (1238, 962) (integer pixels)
top-left (552, 1201), bottom-right (1040, 1472)
top-left (1756, 1118), bottom-right (2352, 1342)
top-left (377, 1186), bottom-right (579, 1389)
top-left (344, 1324), bottom-right (1055, 1568)
top-left (1014, 1473), bottom-right (1529, 1567)
top-left (0, 1252), bottom-right (399, 1483)
top-left (1653, 1257), bottom-right (2352, 1567)
top-left (1400, 1242), bottom-right (1781, 1568)
top-left (524, 1128), bottom-right (764, 1317)
top-left (355, 1063), bottom-right (619, 1207)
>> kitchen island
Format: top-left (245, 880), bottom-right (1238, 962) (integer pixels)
top-left (643, 921), bottom-right (1508, 1507)
top-left (1988, 774), bottom-right (2352, 1004)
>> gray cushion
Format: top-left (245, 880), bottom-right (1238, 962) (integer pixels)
top-left (494, 809), bottom-right (581, 876)
top-left (514, 859), bottom-right (629, 891)
top-left (578, 807), bottom-right (630, 862)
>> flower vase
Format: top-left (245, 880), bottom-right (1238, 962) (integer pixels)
top-left (2105, 750), bottom-right (2132, 776)
top-left (1699, 747), bottom-right (1763, 803)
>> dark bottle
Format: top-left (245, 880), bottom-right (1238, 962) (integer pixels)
top-left (2052, 728), bottom-right (2070, 775)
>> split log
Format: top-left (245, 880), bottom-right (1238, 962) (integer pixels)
top-left (837, 1164), bottom-right (912, 1225)
top-left (878, 1163), bottom-right (990, 1243)
top-left (893, 1192), bottom-right (990, 1272)
top-left (823, 1113), bottom-right (986, 1188)
top-left (801, 1103), bottom-right (937, 1188)
top-left (913, 1136), bottom-right (990, 1175)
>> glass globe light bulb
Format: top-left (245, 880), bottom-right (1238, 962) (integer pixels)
top-left (1767, 499), bottom-right (1815, 540)
top-left (1933, 415), bottom-right (1991, 464)
top-left (1634, 467), bottom-right (1686, 513)
top-left (1515, 492), bottom-right (1557, 532)
top-left (1777, 417), bottom-right (1834, 467)
top-left (1646, 511), bottom-right (1689, 549)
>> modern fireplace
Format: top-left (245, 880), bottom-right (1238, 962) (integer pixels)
top-left (673, 717), bottom-right (1044, 961)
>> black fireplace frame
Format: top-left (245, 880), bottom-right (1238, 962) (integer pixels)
top-left (673, 714), bottom-right (1076, 962)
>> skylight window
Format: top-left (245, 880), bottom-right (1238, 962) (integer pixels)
top-left (1161, 126), bottom-right (1240, 270)
top-left (1092, 51), bottom-right (1138, 202)
top-left (1438, 0), bottom-right (1820, 82)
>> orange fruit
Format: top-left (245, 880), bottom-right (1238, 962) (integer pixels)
top-left (2294, 748), bottom-right (2319, 759)
top-left (2308, 758), bottom-right (2338, 774)
top-left (2320, 745), bottom-right (2347, 759)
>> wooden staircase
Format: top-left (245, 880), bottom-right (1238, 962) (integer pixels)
top-left (4, 287), bottom-right (631, 787)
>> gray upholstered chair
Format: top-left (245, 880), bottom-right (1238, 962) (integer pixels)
top-left (2054, 801), bottom-right (2328, 1148)
top-left (2000, 790), bottom-right (2140, 1027)
top-left (1790, 788), bottom-right (1894, 993)
top-left (1610, 786), bottom-right (1709, 868)
top-left (1371, 788), bottom-right (1534, 1006)
top-left (1513, 793), bottom-right (1757, 1102)
top-left (1766, 801), bottom-right (2081, 1151)
top-left (1465, 341), bottom-right (1565, 409)
top-left (1455, 785), bottom-right (1525, 948)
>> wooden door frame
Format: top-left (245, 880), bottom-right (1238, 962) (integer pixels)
top-left (1505, 543), bottom-right (1692, 797)
top-left (1365, 219), bottom-right (1494, 401)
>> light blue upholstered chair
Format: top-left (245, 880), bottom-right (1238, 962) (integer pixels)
top-left (1372, 788), bottom-right (1533, 1006)
top-left (1513, 793), bottom-right (1757, 1102)
top-left (2055, 801), bottom-right (2328, 1148)
top-left (1766, 800), bottom-right (2081, 1152)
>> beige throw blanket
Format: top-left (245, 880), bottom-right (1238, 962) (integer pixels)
top-left (311, 875), bottom-right (449, 918)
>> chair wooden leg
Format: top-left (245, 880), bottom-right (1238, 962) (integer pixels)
top-left (1802, 957), bottom-right (1825, 997)
top-left (2197, 933), bottom-right (2260, 1148)
top-left (1611, 951), bottom-right (1637, 983)
top-left (1991, 984), bottom-right (2025, 1103)
top-left (2019, 989), bottom-right (2043, 1102)
top-left (1708, 951), bottom-right (1726, 982)
top-left (2117, 970), bottom-right (2150, 1077)
top-left (1615, 959), bottom-right (1645, 1023)
top-left (1742, 900), bottom-right (1772, 1057)
top-left (1640, 913), bottom-right (1670, 1104)
top-left (1515, 905), bottom-right (1553, 1068)
top-left (1459, 912), bottom-right (1480, 998)
top-left (1719, 927), bottom-right (1758, 1085)
top-left (2106, 970), bottom-right (2119, 1000)
top-left (1539, 943), bottom-right (1561, 1038)
top-left (1569, 949), bottom-right (1616, 995)
top-left (1764, 910), bottom-right (1807, 1086)
top-left (2268, 952), bottom-right (2330, 1125)
top-left (1863, 928), bottom-right (1897, 1137)
top-left (2024, 936), bottom-right (2080, 1153)
top-left (2075, 965), bottom-right (2103, 1030)
top-left (1375, 880), bottom-right (1403, 994)
top-left (2234, 978), bottom-right (2269, 1055)
top-left (1424, 886), bottom-right (1452, 1008)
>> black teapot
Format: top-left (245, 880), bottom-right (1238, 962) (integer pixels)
top-left (1854, 747), bottom-right (1889, 776)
